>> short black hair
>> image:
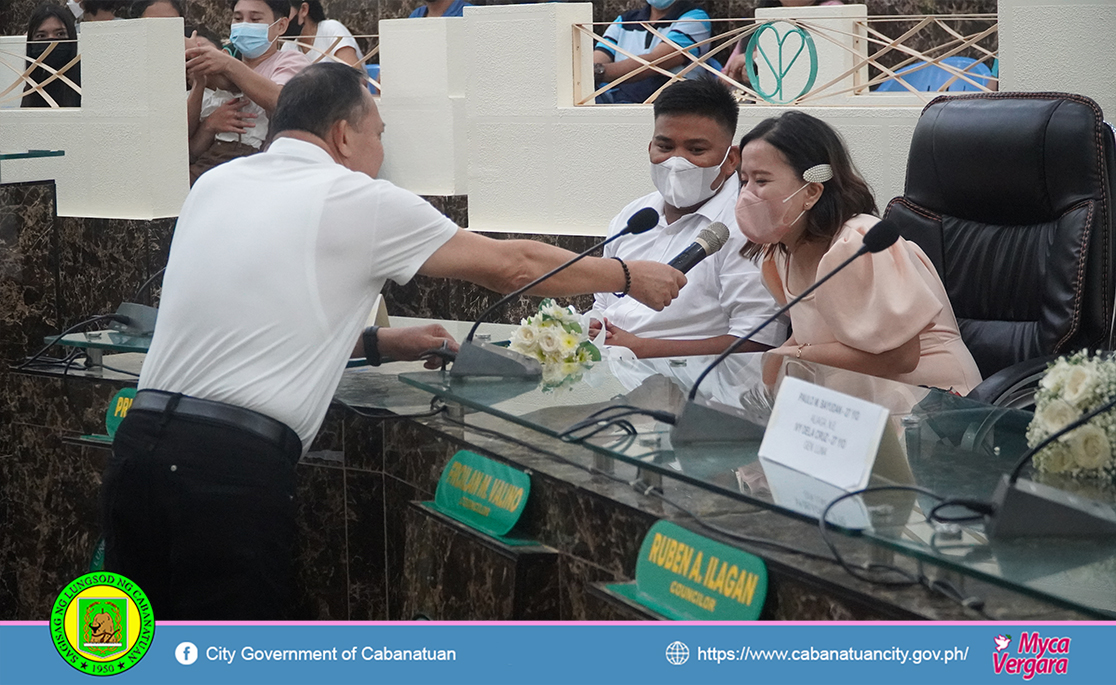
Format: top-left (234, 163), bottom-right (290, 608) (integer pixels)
top-left (228, 0), bottom-right (289, 21)
top-left (271, 62), bottom-right (371, 140)
top-left (129, 0), bottom-right (184, 17)
top-left (83, 1), bottom-right (126, 16)
top-left (652, 79), bottom-right (739, 139)
top-left (288, 1), bottom-right (326, 23)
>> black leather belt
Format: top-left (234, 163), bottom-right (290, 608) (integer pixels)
top-left (131, 390), bottom-right (302, 461)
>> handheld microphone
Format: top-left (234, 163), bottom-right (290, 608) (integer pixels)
top-left (451, 207), bottom-right (659, 377)
top-left (671, 219), bottom-right (901, 443)
top-left (667, 222), bottom-right (730, 274)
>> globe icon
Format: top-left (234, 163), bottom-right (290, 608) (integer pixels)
top-left (665, 641), bottom-right (689, 666)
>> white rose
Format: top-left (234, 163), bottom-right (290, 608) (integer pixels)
top-left (1039, 363), bottom-right (1069, 393)
top-left (1037, 399), bottom-right (1078, 434)
top-left (539, 328), bottom-right (561, 355)
top-left (1036, 446), bottom-right (1073, 474)
top-left (1062, 364), bottom-right (1100, 406)
top-left (510, 325), bottom-right (538, 354)
top-left (1067, 424), bottom-right (1111, 470)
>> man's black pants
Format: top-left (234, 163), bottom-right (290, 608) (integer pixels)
top-left (101, 400), bottom-right (299, 620)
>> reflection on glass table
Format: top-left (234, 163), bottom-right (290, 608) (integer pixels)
top-left (400, 354), bottom-right (1116, 617)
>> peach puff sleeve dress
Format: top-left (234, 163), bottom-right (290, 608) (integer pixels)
top-left (760, 214), bottom-right (983, 395)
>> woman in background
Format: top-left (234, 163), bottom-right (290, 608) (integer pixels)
top-left (22, 3), bottom-right (81, 108)
top-left (735, 111), bottom-right (981, 395)
top-left (282, 1), bottom-right (363, 66)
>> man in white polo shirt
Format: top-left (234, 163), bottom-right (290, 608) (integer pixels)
top-left (593, 79), bottom-right (785, 358)
top-left (101, 63), bottom-right (686, 620)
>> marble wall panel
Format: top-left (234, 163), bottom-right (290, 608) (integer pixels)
top-left (382, 420), bottom-right (456, 496)
top-left (0, 424), bottom-right (105, 619)
top-left (345, 469), bottom-right (389, 620)
top-left (341, 411), bottom-right (386, 472)
top-left (381, 474), bottom-right (420, 619)
top-left (0, 182), bottom-right (58, 366)
top-left (400, 503), bottom-right (561, 620)
top-left (291, 462), bottom-right (350, 619)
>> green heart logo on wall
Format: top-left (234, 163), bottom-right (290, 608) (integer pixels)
top-left (746, 22), bottom-right (819, 104)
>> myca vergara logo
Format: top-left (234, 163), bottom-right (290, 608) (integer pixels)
top-left (993, 631), bottom-right (1070, 680)
top-left (50, 572), bottom-right (155, 676)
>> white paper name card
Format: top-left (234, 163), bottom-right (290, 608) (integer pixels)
top-left (758, 376), bottom-right (889, 492)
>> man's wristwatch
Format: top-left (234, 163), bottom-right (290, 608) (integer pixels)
top-left (362, 325), bottom-right (382, 366)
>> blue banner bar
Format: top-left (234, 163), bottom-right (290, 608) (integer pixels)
top-left (2, 622), bottom-right (1111, 684)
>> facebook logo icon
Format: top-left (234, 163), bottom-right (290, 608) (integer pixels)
top-left (175, 642), bottom-right (198, 665)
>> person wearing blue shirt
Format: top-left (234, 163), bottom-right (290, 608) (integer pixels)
top-left (593, 1), bottom-right (712, 104)
top-left (409, 0), bottom-right (471, 18)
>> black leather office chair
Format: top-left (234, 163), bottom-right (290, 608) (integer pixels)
top-left (884, 92), bottom-right (1116, 407)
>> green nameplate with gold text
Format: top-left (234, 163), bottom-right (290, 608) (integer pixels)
top-left (607, 520), bottom-right (767, 620)
top-left (432, 450), bottom-right (530, 538)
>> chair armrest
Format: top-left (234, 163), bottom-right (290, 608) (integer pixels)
top-left (965, 354), bottom-right (1058, 408)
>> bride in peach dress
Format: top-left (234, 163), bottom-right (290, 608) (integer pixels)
top-left (735, 111), bottom-right (981, 395)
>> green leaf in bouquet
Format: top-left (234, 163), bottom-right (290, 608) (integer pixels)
top-left (579, 341), bottom-right (602, 362)
top-left (563, 321), bottom-right (583, 335)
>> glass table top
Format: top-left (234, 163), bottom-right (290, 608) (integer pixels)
top-left (401, 353), bottom-right (1116, 617)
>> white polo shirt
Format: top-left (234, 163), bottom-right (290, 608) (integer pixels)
top-left (139, 138), bottom-right (458, 449)
top-left (595, 174), bottom-right (786, 346)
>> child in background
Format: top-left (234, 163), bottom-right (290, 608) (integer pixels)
top-left (186, 29), bottom-right (265, 184)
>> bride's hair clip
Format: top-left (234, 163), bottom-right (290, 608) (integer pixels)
top-left (803, 164), bottom-right (833, 183)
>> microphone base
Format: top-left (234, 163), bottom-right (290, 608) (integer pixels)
top-left (108, 302), bottom-right (159, 337)
top-left (670, 400), bottom-right (766, 445)
top-left (984, 475), bottom-right (1116, 539)
top-left (449, 341), bottom-right (542, 379)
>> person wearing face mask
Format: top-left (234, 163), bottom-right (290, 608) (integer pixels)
top-left (100, 62), bottom-right (685, 619)
top-left (184, 0), bottom-right (309, 124)
top-left (737, 111), bottom-right (981, 394)
top-left (591, 80), bottom-right (785, 359)
top-left (593, 0), bottom-right (712, 105)
top-left (281, 1), bottom-right (363, 67)
top-left (22, 3), bottom-right (81, 108)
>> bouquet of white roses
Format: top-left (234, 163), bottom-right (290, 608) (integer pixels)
top-left (1027, 350), bottom-right (1116, 480)
top-left (509, 299), bottom-right (601, 390)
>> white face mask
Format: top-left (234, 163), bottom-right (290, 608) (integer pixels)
top-left (67, 0), bottom-right (83, 21)
top-left (650, 147), bottom-right (731, 209)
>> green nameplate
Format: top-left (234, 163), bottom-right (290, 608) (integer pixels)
top-left (432, 450), bottom-right (530, 537)
top-left (608, 520), bottom-right (768, 620)
top-left (104, 388), bottom-right (136, 439)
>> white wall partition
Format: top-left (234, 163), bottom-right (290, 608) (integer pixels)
top-left (461, 3), bottom-right (921, 236)
top-left (998, 0), bottom-right (1116, 119)
top-left (376, 17), bottom-right (468, 194)
top-left (0, 19), bottom-right (189, 219)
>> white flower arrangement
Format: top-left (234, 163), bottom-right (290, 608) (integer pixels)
top-left (1027, 350), bottom-right (1116, 480)
top-left (509, 299), bottom-right (601, 391)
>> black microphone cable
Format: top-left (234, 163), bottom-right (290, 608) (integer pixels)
top-left (11, 313), bottom-right (131, 371)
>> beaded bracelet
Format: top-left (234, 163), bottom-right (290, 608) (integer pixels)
top-left (611, 257), bottom-right (631, 298)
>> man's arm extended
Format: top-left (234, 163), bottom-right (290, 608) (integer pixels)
top-left (185, 44), bottom-right (284, 114)
top-left (419, 229), bottom-right (686, 311)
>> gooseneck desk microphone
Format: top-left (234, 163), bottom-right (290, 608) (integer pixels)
top-left (450, 207), bottom-right (660, 378)
top-left (671, 220), bottom-right (902, 444)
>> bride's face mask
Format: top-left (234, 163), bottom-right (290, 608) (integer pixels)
top-left (735, 139), bottom-right (832, 245)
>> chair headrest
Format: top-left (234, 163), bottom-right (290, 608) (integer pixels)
top-left (905, 93), bottom-right (1108, 225)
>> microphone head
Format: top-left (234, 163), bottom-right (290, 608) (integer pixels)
top-left (696, 222), bottom-right (730, 254)
top-left (624, 207), bottom-right (659, 235)
top-left (862, 220), bottom-right (900, 253)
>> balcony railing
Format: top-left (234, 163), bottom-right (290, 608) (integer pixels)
top-left (278, 34), bottom-right (380, 93)
top-left (574, 14), bottom-right (997, 106)
top-left (0, 39), bottom-right (81, 108)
